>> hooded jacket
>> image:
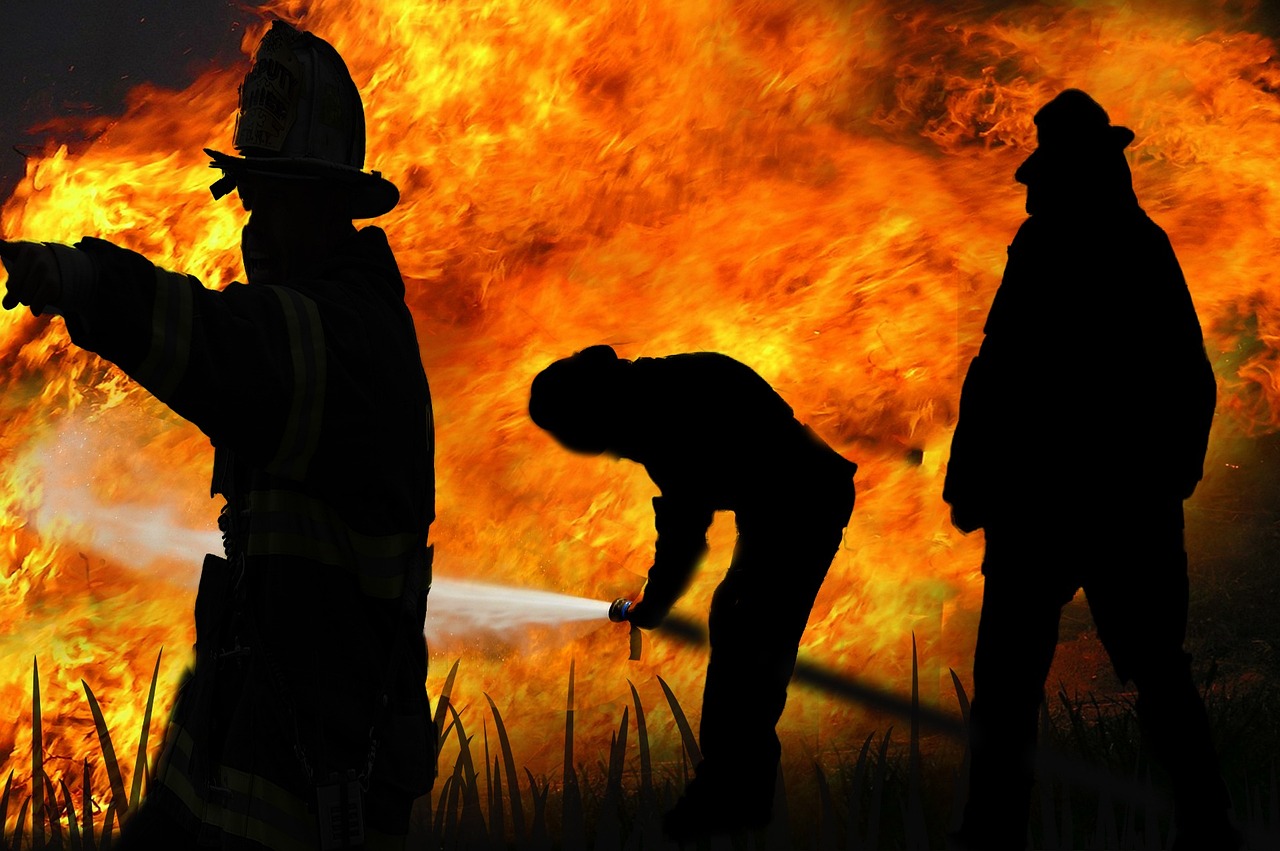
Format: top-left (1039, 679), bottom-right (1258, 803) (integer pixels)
top-left (614, 353), bottom-right (858, 607)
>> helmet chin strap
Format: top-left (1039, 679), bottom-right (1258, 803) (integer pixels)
top-left (241, 225), bottom-right (281, 286)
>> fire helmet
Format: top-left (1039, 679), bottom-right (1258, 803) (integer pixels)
top-left (1015, 89), bottom-right (1135, 187)
top-left (204, 20), bottom-right (399, 219)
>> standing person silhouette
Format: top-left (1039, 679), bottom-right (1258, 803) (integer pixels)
top-left (529, 345), bottom-right (857, 840)
top-left (1, 21), bottom-right (435, 850)
top-left (944, 89), bottom-right (1237, 850)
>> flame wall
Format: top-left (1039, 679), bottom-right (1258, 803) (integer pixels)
top-left (2, 0), bottom-right (1279, 825)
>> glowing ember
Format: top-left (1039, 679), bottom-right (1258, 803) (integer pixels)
top-left (2, 0), bottom-right (1278, 831)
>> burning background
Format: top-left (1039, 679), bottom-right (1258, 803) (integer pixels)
top-left (2, 0), bottom-right (1279, 843)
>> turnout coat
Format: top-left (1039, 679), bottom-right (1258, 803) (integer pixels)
top-left (618, 353), bottom-right (858, 607)
top-left (943, 206), bottom-right (1216, 535)
top-left (62, 226), bottom-right (435, 850)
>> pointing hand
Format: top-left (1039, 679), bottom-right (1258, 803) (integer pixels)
top-left (0, 240), bottom-right (63, 315)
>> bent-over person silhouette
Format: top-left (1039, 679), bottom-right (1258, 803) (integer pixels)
top-left (944, 89), bottom-right (1237, 850)
top-left (529, 345), bottom-right (857, 841)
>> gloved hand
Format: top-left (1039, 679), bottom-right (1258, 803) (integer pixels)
top-left (626, 590), bottom-right (675, 630)
top-left (949, 503), bottom-right (984, 535)
top-left (0, 240), bottom-right (62, 315)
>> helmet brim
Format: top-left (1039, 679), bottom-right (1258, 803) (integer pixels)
top-left (1013, 125), bottom-right (1136, 186)
top-left (204, 148), bottom-right (400, 219)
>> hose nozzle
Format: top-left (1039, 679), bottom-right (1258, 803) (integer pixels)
top-left (608, 598), bottom-right (632, 623)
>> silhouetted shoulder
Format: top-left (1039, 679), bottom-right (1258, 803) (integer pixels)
top-left (1133, 214), bottom-right (1181, 261)
top-left (631, 352), bottom-right (795, 423)
top-left (1008, 215), bottom-right (1046, 248)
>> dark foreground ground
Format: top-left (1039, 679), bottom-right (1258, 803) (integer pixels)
top-left (400, 436), bottom-right (1280, 850)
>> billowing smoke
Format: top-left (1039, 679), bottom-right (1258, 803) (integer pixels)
top-left (20, 415), bottom-right (612, 638)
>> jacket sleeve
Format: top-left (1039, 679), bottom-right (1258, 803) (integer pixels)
top-left (942, 230), bottom-right (1033, 531)
top-left (62, 237), bottom-right (325, 479)
top-left (943, 350), bottom-right (994, 532)
top-left (640, 494), bottom-right (714, 608)
top-left (1151, 230), bottom-right (1216, 498)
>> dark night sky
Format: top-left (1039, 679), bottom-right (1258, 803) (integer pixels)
top-left (0, 1), bottom-right (268, 205)
top-left (3, 0), bottom-right (1278, 205)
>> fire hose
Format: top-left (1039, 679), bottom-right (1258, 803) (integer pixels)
top-left (610, 597), bottom-right (963, 736)
top-left (608, 599), bottom-right (1168, 812)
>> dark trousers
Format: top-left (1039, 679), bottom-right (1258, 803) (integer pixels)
top-left (960, 511), bottom-right (1232, 848)
top-left (696, 480), bottom-right (855, 803)
top-left (115, 795), bottom-right (206, 850)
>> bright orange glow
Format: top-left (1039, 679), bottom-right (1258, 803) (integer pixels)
top-left (3, 0), bottom-right (1278, 831)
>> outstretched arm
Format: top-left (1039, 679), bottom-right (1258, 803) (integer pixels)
top-left (2, 237), bottom-right (323, 479)
top-left (626, 494), bottom-right (715, 629)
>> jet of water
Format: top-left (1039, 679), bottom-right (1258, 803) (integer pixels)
top-left (426, 578), bottom-right (611, 635)
top-left (23, 420), bottom-right (616, 639)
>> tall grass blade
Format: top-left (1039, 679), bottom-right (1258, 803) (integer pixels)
top-left (627, 684), bottom-right (662, 851)
top-left (444, 702), bottom-right (488, 843)
top-left (525, 768), bottom-right (551, 851)
top-left (640, 777), bottom-right (672, 851)
top-left (81, 680), bottom-right (130, 815)
top-left (44, 772), bottom-right (65, 850)
top-left (81, 759), bottom-right (95, 851)
top-left (33, 657), bottom-right (46, 849)
top-left (948, 671), bottom-right (971, 835)
top-left (606, 706), bottom-right (628, 797)
top-left (868, 728), bottom-right (893, 850)
top-left (432, 773), bottom-right (455, 842)
top-left (438, 719), bottom-right (456, 751)
top-left (101, 800), bottom-right (118, 851)
top-left (483, 693), bottom-right (526, 841)
top-left (907, 635), bottom-right (927, 850)
top-left (482, 718), bottom-right (493, 830)
top-left (847, 732), bottom-right (874, 850)
top-left (438, 761), bottom-right (464, 847)
top-left (814, 761), bottom-right (839, 851)
top-left (489, 756), bottom-right (504, 845)
top-left (15, 794), bottom-right (30, 851)
top-left (949, 669), bottom-right (971, 728)
top-left (478, 711), bottom-right (501, 844)
top-left (626, 681), bottom-right (653, 804)
top-left (562, 660), bottom-right (586, 851)
top-left (657, 676), bottom-right (701, 765)
top-left (431, 658), bottom-right (460, 779)
top-left (594, 707), bottom-right (629, 851)
top-left (128, 650), bottom-right (163, 814)
top-left (1, 769), bottom-right (13, 851)
top-left (59, 776), bottom-right (81, 851)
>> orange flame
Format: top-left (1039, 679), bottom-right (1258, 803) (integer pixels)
top-left (3, 0), bottom-right (1278, 829)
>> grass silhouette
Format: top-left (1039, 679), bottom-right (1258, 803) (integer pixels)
top-left (3, 640), bottom-right (1278, 849)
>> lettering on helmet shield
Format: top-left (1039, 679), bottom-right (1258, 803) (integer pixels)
top-left (318, 82), bottom-right (345, 131)
top-left (233, 41), bottom-right (304, 152)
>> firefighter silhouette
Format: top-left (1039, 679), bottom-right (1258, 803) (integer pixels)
top-left (1, 21), bottom-right (435, 850)
top-left (529, 345), bottom-right (857, 840)
top-left (944, 89), bottom-right (1238, 850)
